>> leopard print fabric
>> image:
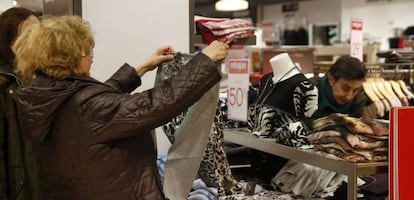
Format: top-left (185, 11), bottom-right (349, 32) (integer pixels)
top-left (162, 105), bottom-right (245, 197)
top-left (161, 111), bottom-right (186, 143)
top-left (197, 106), bottom-right (245, 196)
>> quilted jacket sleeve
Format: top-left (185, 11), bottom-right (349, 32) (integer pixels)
top-left (78, 53), bottom-right (221, 142)
top-left (103, 63), bottom-right (142, 93)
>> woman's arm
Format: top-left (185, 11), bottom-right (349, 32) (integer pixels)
top-left (80, 53), bottom-right (221, 143)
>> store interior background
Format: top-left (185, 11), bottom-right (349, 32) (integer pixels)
top-left (194, 0), bottom-right (414, 50)
top-left (1, 0), bottom-right (413, 153)
top-left (3, 0), bottom-right (414, 50)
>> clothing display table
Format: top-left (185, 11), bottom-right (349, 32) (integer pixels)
top-left (223, 128), bottom-right (388, 200)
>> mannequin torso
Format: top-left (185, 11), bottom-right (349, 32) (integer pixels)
top-left (270, 53), bottom-right (301, 83)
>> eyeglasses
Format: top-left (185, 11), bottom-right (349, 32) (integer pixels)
top-left (82, 49), bottom-right (94, 58)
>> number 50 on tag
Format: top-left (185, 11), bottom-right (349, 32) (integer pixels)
top-left (227, 59), bottom-right (249, 122)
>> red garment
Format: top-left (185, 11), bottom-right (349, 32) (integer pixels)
top-left (196, 18), bottom-right (255, 45)
top-left (211, 26), bottom-right (256, 37)
top-left (199, 18), bottom-right (253, 30)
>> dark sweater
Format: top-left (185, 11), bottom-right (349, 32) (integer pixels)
top-left (257, 73), bottom-right (308, 116)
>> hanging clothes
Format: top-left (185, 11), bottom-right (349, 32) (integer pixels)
top-left (163, 87), bottom-right (219, 200)
top-left (158, 53), bottom-right (244, 198)
top-left (157, 52), bottom-right (219, 199)
top-left (197, 107), bottom-right (245, 196)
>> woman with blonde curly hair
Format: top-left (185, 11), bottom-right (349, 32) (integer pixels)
top-left (14, 15), bottom-right (95, 81)
top-left (13, 15), bottom-right (229, 199)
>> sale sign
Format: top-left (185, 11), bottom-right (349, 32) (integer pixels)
top-left (350, 18), bottom-right (363, 61)
top-left (227, 59), bottom-right (249, 122)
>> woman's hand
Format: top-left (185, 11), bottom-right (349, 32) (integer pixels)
top-left (135, 46), bottom-right (175, 76)
top-left (202, 41), bottom-right (229, 63)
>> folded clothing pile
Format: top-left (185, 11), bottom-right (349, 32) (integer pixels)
top-left (196, 18), bottom-right (256, 44)
top-left (308, 113), bottom-right (389, 163)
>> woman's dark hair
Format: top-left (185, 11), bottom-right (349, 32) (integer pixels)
top-left (327, 55), bottom-right (367, 80)
top-left (0, 7), bottom-right (37, 66)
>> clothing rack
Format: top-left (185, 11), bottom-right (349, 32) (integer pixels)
top-left (314, 62), bottom-right (414, 84)
top-left (362, 63), bottom-right (414, 119)
top-left (365, 62), bottom-right (414, 84)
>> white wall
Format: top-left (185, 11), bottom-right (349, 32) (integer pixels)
top-left (0, 0), bottom-right (13, 13)
top-left (1, 0), bottom-right (189, 155)
top-left (82, 0), bottom-right (190, 153)
top-left (82, 0), bottom-right (190, 87)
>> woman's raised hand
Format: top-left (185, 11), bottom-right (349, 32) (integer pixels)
top-left (202, 41), bottom-right (229, 63)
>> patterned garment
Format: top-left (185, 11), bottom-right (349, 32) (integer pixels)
top-left (158, 52), bottom-right (193, 144)
top-left (197, 106), bottom-right (245, 196)
top-left (292, 80), bottom-right (319, 118)
top-left (161, 111), bottom-right (186, 143)
top-left (160, 52), bottom-right (195, 79)
top-left (248, 104), bottom-right (278, 137)
top-left (248, 79), bottom-right (317, 147)
top-left (196, 18), bottom-right (256, 44)
top-left (219, 191), bottom-right (297, 200)
top-left (248, 105), bottom-right (312, 148)
top-left (163, 105), bottom-right (246, 197)
top-left (274, 121), bottom-right (312, 148)
top-left (309, 113), bottom-right (389, 163)
top-left (160, 54), bottom-right (220, 199)
top-left (160, 53), bottom-right (244, 197)
top-left (159, 53), bottom-right (195, 144)
top-left (197, 18), bottom-right (254, 30)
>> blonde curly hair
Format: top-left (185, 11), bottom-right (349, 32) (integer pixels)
top-left (13, 15), bottom-right (95, 82)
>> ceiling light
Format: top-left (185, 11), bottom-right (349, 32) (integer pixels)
top-left (215, 0), bottom-right (249, 12)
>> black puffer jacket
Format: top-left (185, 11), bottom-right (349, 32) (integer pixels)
top-left (16, 53), bottom-right (221, 200)
top-left (0, 60), bottom-right (43, 200)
